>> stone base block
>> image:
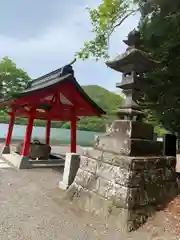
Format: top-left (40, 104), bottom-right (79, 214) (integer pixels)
top-left (95, 120), bottom-right (164, 156)
top-left (1, 145), bottom-right (10, 154)
top-left (97, 136), bottom-right (163, 156)
top-left (66, 183), bottom-right (155, 232)
top-left (65, 151), bottom-right (178, 232)
top-left (106, 120), bottom-right (154, 140)
top-left (59, 153), bottom-right (80, 190)
top-left (2, 152), bottom-right (30, 169)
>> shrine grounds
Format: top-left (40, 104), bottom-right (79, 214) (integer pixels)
top-left (0, 144), bottom-right (179, 240)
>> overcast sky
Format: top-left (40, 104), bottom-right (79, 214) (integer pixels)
top-left (0, 0), bottom-right (140, 91)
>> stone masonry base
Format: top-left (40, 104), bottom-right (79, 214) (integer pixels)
top-left (66, 148), bottom-right (178, 232)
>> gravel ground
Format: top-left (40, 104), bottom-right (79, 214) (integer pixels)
top-left (0, 144), bottom-right (180, 239)
top-left (0, 167), bottom-right (129, 240)
top-left (0, 167), bottom-right (179, 240)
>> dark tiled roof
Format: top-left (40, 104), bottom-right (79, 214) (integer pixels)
top-left (21, 73), bottom-right (72, 95)
top-left (26, 64), bottom-right (74, 91)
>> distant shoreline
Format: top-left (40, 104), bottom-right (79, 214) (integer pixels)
top-left (0, 115), bottom-right (106, 133)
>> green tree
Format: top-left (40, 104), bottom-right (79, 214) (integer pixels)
top-left (76, 0), bottom-right (140, 60)
top-left (76, 0), bottom-right (171, 60)
top-left (76, 0), bottom-right (180, 136)
top-left (139, 0), bottom-right (180, 135)
top-left (0, 57), bottom-right (30, 98)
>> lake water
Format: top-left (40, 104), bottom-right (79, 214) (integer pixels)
top-left (0, 123), bottom-right (102, 146)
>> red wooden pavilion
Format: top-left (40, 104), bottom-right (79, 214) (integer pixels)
top-left (0, 61), bottom-right (105, 161)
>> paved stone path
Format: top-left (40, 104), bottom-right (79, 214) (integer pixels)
top-left (0, 158), bottom-right (11, 169)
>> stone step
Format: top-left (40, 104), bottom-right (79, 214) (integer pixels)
top-left (0, 158), bottom-right (11, 168)
top-left (29, 159), bottom-right (65, 168)
top-left (29, 159), bottom-right (65, 164)
top-left (30, 162), bottom-right (64, 168)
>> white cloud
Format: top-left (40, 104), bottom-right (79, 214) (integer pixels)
top-left (0, 1), bottom-right (96, 76)
top-left (0, 0), bottom-right (140, 90)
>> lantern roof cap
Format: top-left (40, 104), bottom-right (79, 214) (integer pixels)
top-left (106, 48), bottom-right (160, 73)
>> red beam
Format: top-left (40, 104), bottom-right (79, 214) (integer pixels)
top-left (15, 105), bottom-right (73, 117)
top-left (12, 111), bottom-right (79, 121)
top-left (14, 107), bottom-right (94, 119)
top-left (15, 106), bottom-right (100, 118)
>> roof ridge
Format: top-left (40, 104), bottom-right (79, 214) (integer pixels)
top-left (28, 67), bottom-right (64, 85)
top-left (26, 65), bottom-right (74, 90)
top-left (27, 58), bottom-right (76, 86)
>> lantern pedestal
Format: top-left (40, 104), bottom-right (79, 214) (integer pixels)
top-left (97, 120), bottom-right (163, 156)
top-left (66, 120), bottom-right (178, 231)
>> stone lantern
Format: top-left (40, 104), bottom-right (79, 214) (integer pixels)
top-left (106, 29), bottom-right (157, 121)
top-left (66, 29), bottom-right (178, 232)
top-left (98, 29), bottom-right (162, 156)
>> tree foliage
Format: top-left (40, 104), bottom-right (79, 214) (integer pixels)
top-left (138, 0), bottom-right (180, 135)
top-left (76, 0), bottom-right (168, 60)
top-left (76, 0), bottom-right (139, 60)
top-left (0, 57), bottom-right (30, 98)
top-left (76, 0), bottom-right (180, 136)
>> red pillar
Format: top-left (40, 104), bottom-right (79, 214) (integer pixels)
top-left (5, 113), bottom-right (15, 146)
top-left (21, 113), bottom-right (35, 156)
top-left (45, 120), bottom-right (51, 145)
top-left (70, 118), bottom-right (77, 153)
